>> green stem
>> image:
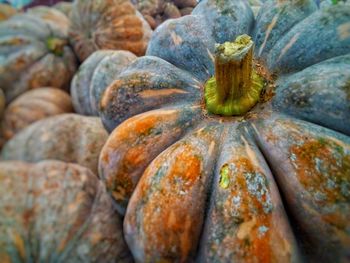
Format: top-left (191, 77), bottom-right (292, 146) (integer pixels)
top-left (205, 34), bottom-right (264, 116)
top-left (46, 37), bottom-right (66, 56)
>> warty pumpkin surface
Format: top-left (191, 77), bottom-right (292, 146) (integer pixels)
top-left (69, 0), bottom-right (152, 62)
top-left (71, 50), bottom-right (137, 116)
top-left (1, 87), bottom-right (73, 141)
top-left (0, 6), bottom-right (77, 102)
top-left (1, 114), bottom-right (108, 175)
top-left (0, 160), bottom-right (132, 263)
top-left (98, 0), bottom-right (350, 262)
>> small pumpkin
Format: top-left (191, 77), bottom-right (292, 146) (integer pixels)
top-left (0, 6), bottom-right (77, 102)
top-left (1, 87), bottom-right (73, 141)
top-left (98, 0), bottom-right (350, 262)
top-left (69, 0), bottom-right (152, 62)
top-left (71, 50), bottom-right (137, 116)
top-left (131, 0), bottom-right (198, 29)
top-left (1, 114), bottom-right (108, 175)
top-left (0, 3), bottom-right (17, 21)
top-left (0, 160), bottom-right (132, 263)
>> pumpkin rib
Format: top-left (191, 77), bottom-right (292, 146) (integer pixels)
top-left (197, 122), bottom-right (301, 262)
top-left (272, 54), bottom-right (350, 136)
top-left (266, 4), bottom-right (350, 74)
top-left (253, 0), bottom-right (317, 59)
top-left (249, 114), bottom-right (350, 261)
top-left (124, 122), bottom-right (224, 262)
top-left (99, 105), bottom-right (203, 214)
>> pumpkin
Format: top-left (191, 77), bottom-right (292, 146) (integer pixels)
top-left (131, 0), bottom-right (198, 29)
top-left (53, 1), bottom-right (72, 17)
top-left (1, 114), bottom-right (108, 175)
top-left (69, 0), bottom-right (152, 62)
top-left (0, 3), bottom-right (17, 21)
top-left (71, 50), bottom-right (137, 116)
top-left (0, 89), bottom-right (5, 119)
top-left (0, 6), bottom-right (77, 102)
top-left (1, 87), bottom-right (73, 141)
top-left (0, 160), bottom-right (132, 262)
top-left (98, 0), bottom-right (350, 262)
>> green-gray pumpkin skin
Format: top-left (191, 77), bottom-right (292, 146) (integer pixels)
top-left (98, 0), bottom-right (350, 262)
top-left (0, 6), bottom-right (77, 102)
top-left (0, 160), bottom-right (132, 263)
top-left (1, 114), bottom-right (108, 175)
top-left (71, 50), bottom-right (137, 116)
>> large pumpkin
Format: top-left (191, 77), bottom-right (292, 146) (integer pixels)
top-left (0, 160), bottom-right (132, 262)
top-left (71, 50), bottom-right (137, 116)
top-left (0, 6), bottom-right (77, 102)
top-left (1, 114), bottom-right (108, 175)
top-left (69, 0), bottom-right (152, 62)
top-left (98, 0), bottom-right (350, 262)
top-left (1, 87), bottom-right (73, 141)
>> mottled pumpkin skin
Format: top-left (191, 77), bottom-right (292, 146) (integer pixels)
top-left (1, 87), bottom-right (73, 141)
top-left (98, 0), bottom-right (350, 262)
top-left (131, 0), bottom-right (198, 29)
top-left (0, 6), bottom-right (77, 102)
top-left (1, 114), bottom-right (108, 175)
top-left (0, 160), bottom-right (132, 263)
top-left (0, 3), bottom-right (17, 21)
top-left (71, 50), bottom-right (137, 116)
top-left (69, 0), bottom-right (152, 62)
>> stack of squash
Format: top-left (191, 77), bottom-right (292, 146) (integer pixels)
top-left (0, 0), bottom-right (349, 262)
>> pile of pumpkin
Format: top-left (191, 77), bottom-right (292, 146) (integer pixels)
top-left (0, 0), bottom-right (349, 262)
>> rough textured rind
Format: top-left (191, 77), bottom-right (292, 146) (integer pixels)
top-left (273, 54), bottom-right (350, 136)
top-left (0, 160), bottom-right (132, 263)
top-left (69, 0), bottom-right (152, 61)
top-left (1, 114), bottom-right (108, 175)
top-left (0, 6), bottom-right (77, 102)
top-left (198, 124), bottom-right (301, 263)
top-left (253, 0), bottom-right (317, 59)
top-left (251, 115), bottom-right (350, 262)
top-left (266, 4), bottom-right (350, 74)
top-left (1, 87), bottom-right (73, 141)
top-left (99, 106), bottom-right (202, 214)
top-left (71, 50), bottom-right (137, 116)
top-left (100, 56), bottom-right (202, 132)
top-left (125, 123), bottom-right (223, 262)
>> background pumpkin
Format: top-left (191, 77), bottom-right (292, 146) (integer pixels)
top-left (0, 87), bottom-right (73, 141)
top-left (131, 0), bottom-right (198, 29)
top-left (69, 0), bottom-right (152, 62)
top-left (98, 0), bottom-right (350, 261)
top-left (1, 114), bottom-right (108, 175)
top-left (0, 3), bottom-right (17, 21)
top-left (0, 6), bottom-right (77, 102)
top-left (53, 1), bottom-right (72, 17)
top-left (71, 50), bottom-right (137, 116)
top-left (0, 160), bottom-right (132, 263)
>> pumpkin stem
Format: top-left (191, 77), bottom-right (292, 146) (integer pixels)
top-left (46, 37), bottom-right (66, 56)
top-left (205, 34), bottom-right (264, 116)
